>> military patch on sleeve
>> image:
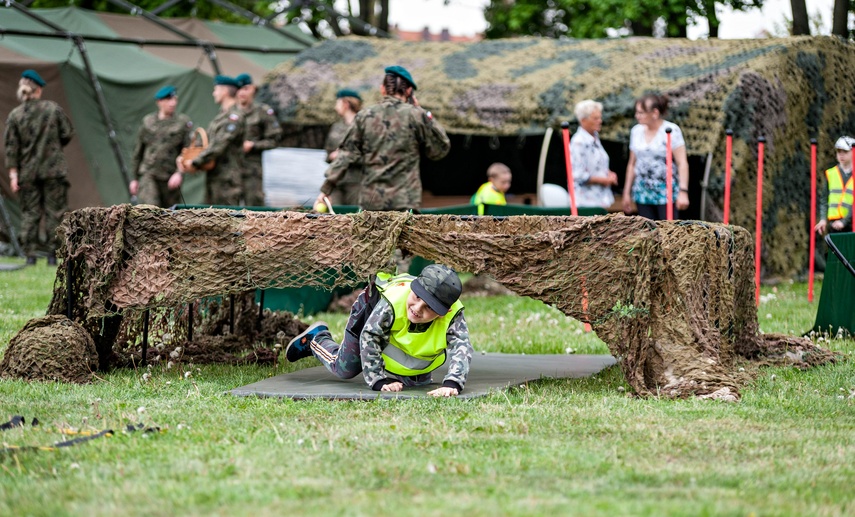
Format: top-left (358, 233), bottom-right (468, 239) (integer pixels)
top-left (186, 121), bottom-right (193, 128)
top-left (226, 124), bottom-right (236, 132)
top-left (267, 108), bottom-right (275, 115)
top-left (229, 113), bottom-right (240, 121)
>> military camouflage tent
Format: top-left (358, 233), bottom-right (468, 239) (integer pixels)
top-left (0, 6), bottom-right (312, 236)
top-left (265, 36), bottom-right (855, 277)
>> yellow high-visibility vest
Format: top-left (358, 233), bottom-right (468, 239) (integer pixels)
top-left (825, 165), bottom-right (854, 221)
top-left (471, 182), bottom-right (507, 216)
top-left (375, 273), bottom-right (464, 377)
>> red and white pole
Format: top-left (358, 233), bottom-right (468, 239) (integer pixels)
top-left (561, 121), bottom-right (579, 216)
top-left (755, 136), bottom-right (766, 306)
top-left (809, 138), bottom-right (817, 302)
top-left (724, 129), bottom-right (733, 225)
top-left (665, 127), bottom-right (673, 220)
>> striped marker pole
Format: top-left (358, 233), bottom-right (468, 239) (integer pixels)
top-left (809, 138), bottom-right (817, 302)
top-left (665, 127), bottom-right (674, 220)
top-left (724, 129), bottom-right (733, 225)
top-left (755, 136), bottom-right (766, 306)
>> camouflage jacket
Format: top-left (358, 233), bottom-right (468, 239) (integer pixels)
top-left (321, 96), bottom-right (450, 210)
top-left (4, 99), bottom-right (74, 182)
top-left (242, 102), bottom-right (282, 164)
top-left (193, 104), bottom-right (245, 181)
top-left (323, 119), bottom-right (351, 160)
top-left (132, 112), bottom-right (193, 181)
top-left (360, 298), bottom-right (472, 391)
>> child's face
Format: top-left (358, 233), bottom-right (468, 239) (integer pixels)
top-left (837, 149), bottom-right (852, 167)
top-left (491, 173), bottom-right (512, 193)
top-left (406, 291), bottom-right (441, 324)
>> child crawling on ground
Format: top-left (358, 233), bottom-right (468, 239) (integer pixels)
top-left (286, 264), bottom-right (472, 397)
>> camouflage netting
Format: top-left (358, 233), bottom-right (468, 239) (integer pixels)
top-left (5, 205), bottom-right (832, 398)
top-left (0, 315), bottom-right (97, 384)
top-left (264, 36), bottom-right (855, 277)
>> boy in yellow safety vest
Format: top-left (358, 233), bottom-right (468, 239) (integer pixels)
top-left (815, 136), bottom-right (854, 235)
top-left (471, 162), bottom-right (512, 215)
top-left (286, 264), bottom-right (472, 397)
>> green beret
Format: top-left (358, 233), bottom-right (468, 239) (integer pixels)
top-left (235, 73), bottom-right (253, 88)
top-left (154, 85), bottom-right (177, 100)
top-left (214, 75), bottom-right (240, 88)
top-left (336, 89), bottom-right (362, 101)
top-left (384, 65), bottom-right (417, 90)
top-left (21, 69), bottom-right (46, 87)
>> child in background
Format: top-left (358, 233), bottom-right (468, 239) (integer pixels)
top-left (815, 136), bottom-right (854, 236)
top-left (471, 162), bottom-right (512, 215)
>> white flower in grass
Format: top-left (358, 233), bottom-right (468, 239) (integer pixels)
top-left (565, 347), bottom-right (575, 354)
top-left (69, 463), bottom-right (80, 470)
top-left (142, 372), bottom-right (151, 382)
top-left (765, 314), bottom-right (772, 319)
top-left (184, 371), bottom-right (192, 379)
top-left (162, 333), bottom-right (172, 344)
top-left (137, 406), bottom-right (146, 414)
top-left (167, 361), bottom-right (174, 370)
top-left (426, 463), bottom-right (437, 474)
top-left (169, 350), bottom-right (180, 359)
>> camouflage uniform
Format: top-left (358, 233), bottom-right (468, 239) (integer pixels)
top-left (241, 103), bottom-right (281, 206)
top-left (3, 99), bottom-right (74, 255)
top-left (194, 105), bottom-right (245, 206)
top-left (321, 96), bottom-right (450, 210)
top-left (131, 112), bottom-right (193, 207)
top-left (309, 273), bottom-right (472, 392)
top-left (323, 119), bottom-right (361, 206)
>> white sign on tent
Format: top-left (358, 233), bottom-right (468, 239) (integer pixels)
top-left (262, 148), bottom-right (329, 208)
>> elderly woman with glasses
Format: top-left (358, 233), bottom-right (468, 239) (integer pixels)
top-left (569, 99), bottom-right (618, 209)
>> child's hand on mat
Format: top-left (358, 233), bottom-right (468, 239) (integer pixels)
top-left (380, 382), bottom-right (403, 392)
top-left (427, 387), bottom-right (459, 397)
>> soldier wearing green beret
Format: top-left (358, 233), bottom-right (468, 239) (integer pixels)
top-left (317, 65), bottom-right (451, 211)
top-left (178, 75), bottom-right (246, 206)
top-left (322, 88), bottom-right (363, 206)
top-left (129, 85), bottom-right (193, 207)
top-left (4, 69), bottom-right (74, 266)
top-left (235, 73), bottom-right (282, 206)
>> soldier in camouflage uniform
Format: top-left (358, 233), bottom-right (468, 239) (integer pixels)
top-left (318, 66), bottom-right (450, 211)
top-left (129, 85), bottom-right (193, 207)
top-left (178, 75), bottom-right (245, 206)
top-left (286, 264), bottom-right (472, 397)
top-left (234, 74), bottom-right (282, 207)
top-left (322, 89), bottom-right (363, 206)
top-left (4, 70), bottom-right (74, 266)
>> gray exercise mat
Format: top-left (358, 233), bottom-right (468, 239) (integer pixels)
top-left (230, 353), bottom-right (617, 400)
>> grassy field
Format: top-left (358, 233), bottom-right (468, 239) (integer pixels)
top-left (1, 259), bottom-right (854, 516)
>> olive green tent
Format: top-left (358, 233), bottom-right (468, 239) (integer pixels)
top-left (266, 36), bottom-right (855, 277)
top-left (0, 6), bottom-right (313, 239)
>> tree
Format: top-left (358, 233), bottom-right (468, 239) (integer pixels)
top-left (790, 0), bottom-right (810, 35)
top-left (277, 0), bottom-right (390, 38)
top-left (484, 0), bottom-right (764, 39)
top-left (832, 0), bottom-right (850, 38)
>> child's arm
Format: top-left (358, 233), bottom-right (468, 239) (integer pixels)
top-left (432, 311), bottom-right (473, 396)
top-left (359, 299), bottom-right (399, 391)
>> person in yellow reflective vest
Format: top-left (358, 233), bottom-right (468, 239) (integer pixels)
top-left (471, 162), bottom-right (512, 215)
top-left (815, 136), bottom-right (854, 235)
top-left (286, 264), bottom-right (472, 397)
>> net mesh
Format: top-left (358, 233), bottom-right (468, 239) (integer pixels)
top-left (41, 205), bottom-right (834, 397)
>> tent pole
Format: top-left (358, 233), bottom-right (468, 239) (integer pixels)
top-left (536, 128), bottom-right (554, 206)
top-left (204, 0), bottom-right (316, 46)
top-left (6, 1), bottom-right (133, 188)
top-left (0, 28), bottom-right (301, 54)
top-left (105, 0), bottom-right (222, 74)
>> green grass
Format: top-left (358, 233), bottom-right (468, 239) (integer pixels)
top-left (1, 261), bottom-right (854, 516)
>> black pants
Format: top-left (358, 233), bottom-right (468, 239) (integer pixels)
top-left (636, 203), bottom-right (678, 221)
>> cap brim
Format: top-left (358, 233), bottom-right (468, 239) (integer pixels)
top-left (411, 279), bottom-right (449, 315)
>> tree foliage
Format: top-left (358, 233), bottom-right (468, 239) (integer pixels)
top-left (484, 0), bottom-right (764, 39)
top-left (29, 0), bottom-right (275, 25)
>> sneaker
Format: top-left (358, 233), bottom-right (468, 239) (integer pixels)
top-left (285, 321), bottom-right (329, 362)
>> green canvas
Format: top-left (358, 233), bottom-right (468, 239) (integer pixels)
top-left (813, 233), bottom-right (855, 336)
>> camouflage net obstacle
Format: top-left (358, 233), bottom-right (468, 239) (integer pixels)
top-left (265, 36), bottom-right (855, 277)
top-left (5, 205), bottom-right (832, 397)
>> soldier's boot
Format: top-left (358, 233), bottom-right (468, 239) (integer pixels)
top-left (47, 253), bottom-right (57, 266)
top-left (285, 321), bottom-right (329, 362)
top-left (26, 256), bottom-right (36, 266)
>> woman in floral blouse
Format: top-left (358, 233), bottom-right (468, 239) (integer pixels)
top-left (569, 99), bottom-right (618, 209)
top-left (622, 94), bottom-right (689, 220)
